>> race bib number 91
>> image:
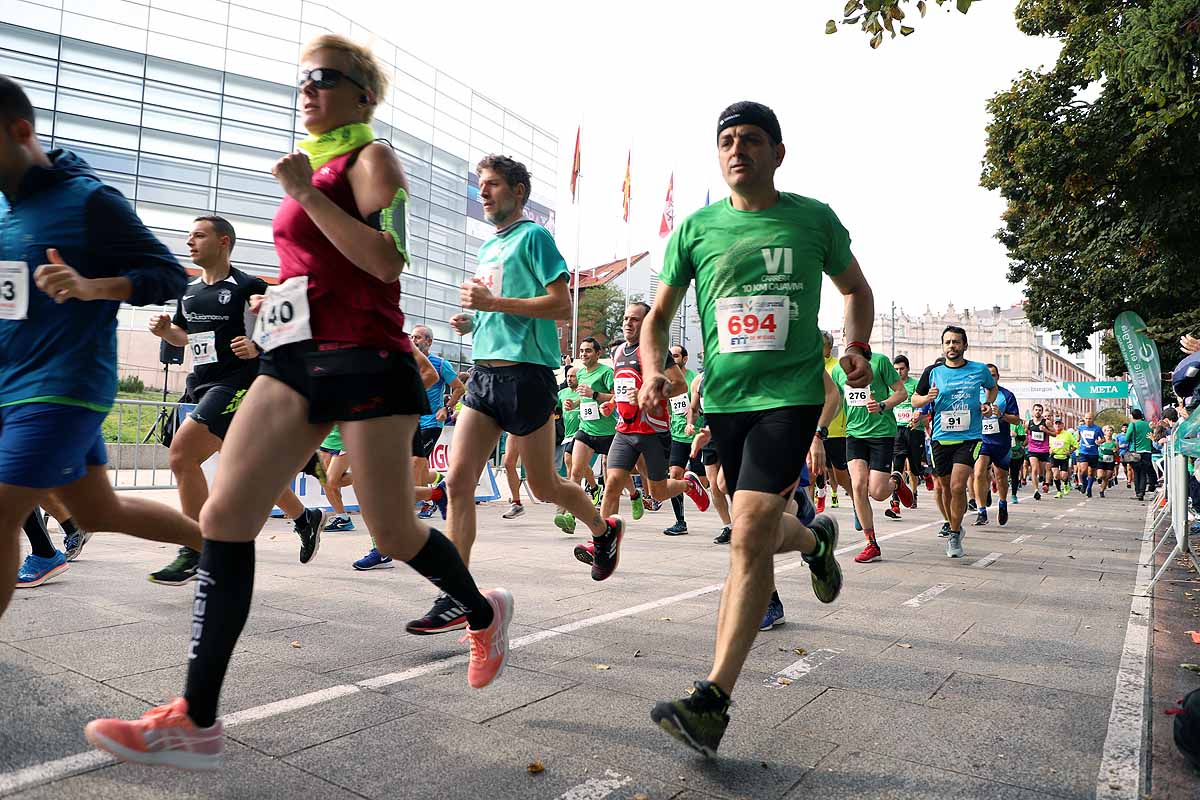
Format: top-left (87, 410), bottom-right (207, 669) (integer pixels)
top-left (844, 387), bottom-right (870, 408)
top-left (941, 410), bottom-right (969, 433)
top-left (715, 295), bottom-right (789, 353)
top-left (0, 261), bottom-right (29, 320)
top-left (252, 276), bottom-right (312, 352)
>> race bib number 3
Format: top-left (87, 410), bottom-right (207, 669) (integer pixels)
top-left (252, 276), bottom-right (312, 352)
top-left (940, 410), bottom-right (969, 433)
top-left (0, 261), bottom-right (29, 320)
top-left (982, 418), bottom-right (1000, 435)
top-left (844, 387), bottom-right (870, 408)
top-left (894, 407), bottom-right (913, 425)
top-left (670, 393), bottom-right (689, 415)
top-left (189, 330), bottom-right (217, 366)
top-left (580, 402), bottom-right (600, 421)
top-left (614, 377), bottom-right (637, 402)
top-left (715, 295), bottom-right (789, 353)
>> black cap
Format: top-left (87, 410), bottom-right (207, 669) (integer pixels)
top-left (717, 101), bottom-right (782, 145)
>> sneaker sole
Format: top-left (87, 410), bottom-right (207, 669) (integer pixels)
top-left (147, 572), bottom-right (198, 586)
top-left (810, 515), bottom-right (842, 604)
top-left (405, 618), bottom-right (468, 635)
top-left (854, 555), bottom-right (882, 563)
top-left (573, 545), bottom-right (595, 565)
top-left (759, 616), bottom-right (785, 631)
top-left (352, 560), bottom-right (395, 571)
top-left (16, 561), bottom-right (69, 588)
top-left (554, 519), bottom-right (577, 535)
top-left (85, 727), bottom-right (221, 771)
top-left (662, 529), bottom-right (689, 536)
top-left (591, 520), bottom-right (623, 581)
top-left (651, 707), bottom-right (718, 759)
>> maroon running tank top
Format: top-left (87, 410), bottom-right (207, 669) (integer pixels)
top-left (273, 147), bottom-right (410, 352)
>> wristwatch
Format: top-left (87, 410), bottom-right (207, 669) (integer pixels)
top-left (815, 426), bottom-right (829, 440)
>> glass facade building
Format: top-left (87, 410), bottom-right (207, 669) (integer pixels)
top-left (0, 0), bottom-right (557, 371)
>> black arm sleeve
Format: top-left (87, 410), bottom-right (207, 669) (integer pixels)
top-left (915, 365), bottom-right (934, 396)
top-left (85, 186), bottom-right (187, 306)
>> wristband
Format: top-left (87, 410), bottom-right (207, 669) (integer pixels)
top-left (846, 340), bottom-right (872, 358)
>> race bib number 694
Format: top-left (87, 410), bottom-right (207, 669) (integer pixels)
top-left (715, 295), bottom-right (789, 353)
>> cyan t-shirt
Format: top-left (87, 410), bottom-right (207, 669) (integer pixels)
top-left (916, 360), bottom-right (996, 442)
top-left (419, 354), bottom-right (459, 430)
top-left (471, 219), bottom-right (569, 369)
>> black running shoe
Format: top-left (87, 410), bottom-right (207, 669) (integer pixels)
top-left (713, 527), bottom-right (731, 545)
top-left (803, 514), bottom-right (842, 604)
top-left (884, 508), bottom-right (900, 520)
top-left (405, 593), bottom-right (469, 635)
top-left (591, 517), bottom-right (624, 581)
top-left (973, 512), bottom-right (989, 526)
top-left (650, 680), bottom-right (730, 758)
top-left (63, 528), bottom-right (93, 562)
top-left (939, 522), bottom-right (952, 538)
top-left (998, 503), bottom-right (1009, 526)
top-left (148, 547), bottom-right (200, 585)
top-left (294, 508), bottom-right (325, 564)
top-left (967, 498), bottom-right (978, 512)
top-left (663, 521), bottom-right (689, 536)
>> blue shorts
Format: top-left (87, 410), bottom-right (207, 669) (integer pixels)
top-left (980, 441), bottom-right (1012, 470)
top-left (0, 403), bottom-right (108, 489)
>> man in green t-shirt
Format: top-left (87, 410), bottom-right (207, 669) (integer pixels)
top-left (664, 344), bottom-right (700, 536)
top-left (637, 101), bottom-right (876, 757)
top-left (409, 155), bottom-right (615, 635)
top-left (889, 355), bottom-right (927, 511)
top-left (557, 336), bottom-right (617, 534)
top-left (1126, 408), bottom-right (1156, 500)
top-left (833, 351), bottom-right (913, 564)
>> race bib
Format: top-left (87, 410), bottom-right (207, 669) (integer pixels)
top-left (1081, 430), bottom-right (1095, 443)
top-left (475, 259), bottom-right (503, 294)
top-left (252, 276), bottom-right (311, 352)
top-left (844, 387), bottom-right (870, 408)
top-left (982, 417), bottom-right (1000, 435)
top-left (1100, 455), bottom-right (1114, 463)
top-left (894, 406), bottom-right (913, 425)
top-left (1031, 431), bottom-right (1046, 442)
top-left (670, 393), bottom-right (689, 415)
top-left (940, 410), bottom-right (969, 433)
top-left (0, 261), bottom-right (29, 320)
top-left (189, 330), bottom-right (217, 366)
top-left (715, 295), bottom-right (789, 353)
top-left (614, 377), bottom-right (637, 403)
top-left (580, 401), bottom-right (600, 421)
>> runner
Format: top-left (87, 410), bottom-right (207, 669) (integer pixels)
top-left (407, 151), bottom-right (614, 634)
top-left (831, 350), bottom-right (912, 563)
top-left (1026, 403), bottom-right (1053, 500)
top-left (563, 336), bottom-right (616, 526)
top-left (889, 354), bottom-right (925, 514)
top-left (816, 331), bottom-right (850, 513)
top-left (1126, 408), bottom-right (1156, 501)
top-left (0, 76), bottom-right (203, 621)
top-left (500, 436), bottom-right (526, 518)
top-left (86, 36), bottom-right (511, 768)
top-left (639, 101), bottom-right (873, 756)
top-left (972, 364), bottom-right (1020, 527)
top-left (555, 366), bottom-right (582, 517)
top-left (686, 373), bottom-right (733, 544)
top-left (1116, 423), bottom-right (1132, 488)
top-left (1096, 425), bottom-right (1117, 498)
top-left (1048, 418), bottom-right (1077, 498)
top-left (318, 426), bottom-right (354, 532)
top-left (910, 325), bottom-right (997, 557)
top-left (574, 303), bottom-right (709, 570)
top-left (1075, 410), bottom-right (1105, 498)
top-left (664, 344), bottom-right (700, 536)
top-left (410, 324), bottom-right (463, 521)
top-left (1009, 417), bottom-right (1027, 503)
top-left (146, 216), bottom-right (326, 584)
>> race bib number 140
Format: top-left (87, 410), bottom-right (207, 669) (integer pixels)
top-left (715, 295), bottom-right (789, 353)
top-left (252, 276), bottom-right (312, 352)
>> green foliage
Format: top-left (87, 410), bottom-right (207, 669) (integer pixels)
top-left (826, 0), bottom-right (977, 46)
top-left (117, 374), bottom-right (145, 394)
top-left (982, 0), bottom-right (1200, 379)
top-left (576, 285), bottom-right (646, 348)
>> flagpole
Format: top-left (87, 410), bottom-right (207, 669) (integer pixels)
top-left (624, 144), bottom-right (633, 304)
top-left (570, 124), bottom-right (582, 360)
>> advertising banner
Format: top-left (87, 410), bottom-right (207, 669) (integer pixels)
top-left (1113, 311), bottom-right (1163, 420)
top-left (1006, 381), bottom-right (1129, 399)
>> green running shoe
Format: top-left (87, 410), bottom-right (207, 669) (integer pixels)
top-left (148, 546), bottom-right (200, 586)
top-left (554, 511), bottom-right (576, 534)
top-left (802, 514), bottom-right (842, 604)
top-left (631, 491), bottom-right (644, 521)
top-left (650, 680), bottom-right (730, 758)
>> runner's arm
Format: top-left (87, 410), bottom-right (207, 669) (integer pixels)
top-left (640, 283), bottom-right (686, 411)
top-left (663, 363), bottom-right (688, 398)
top-left (412, 347), bottom-right (438, 388)
top-left (830, 256), bottom-right (874, 386)
top-left (910, 365), bottom-right (936, 408)
top-left (686, 373), bottom-right (703, 430)
top-left (881, 378), bottom-right (907, 413)
top-left (446, 376), bottom-right (466, 411)
top-left (469, 276), bottom-right (571, 320)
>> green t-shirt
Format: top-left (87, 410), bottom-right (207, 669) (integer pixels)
top-left (1127, 419), bottom-right (1152, 451)
top-left (831, 352), bottom-right (900, 440)
top-left (1050, 430), bottom-right (1077, 458)
top-left (1098, 440), bottom-right (1116, 462)
top-left (660, 193), bottom-right (852, 414)
top-left (558, 387), bottom-right (581, 439)
top-left (575, 362), bottom-right (616, 437)
top-left (471, 220), bottom-right (569, 369)
top-left (1014, 422), bottom-right (1027, 441)
top-left (895, 376), bottom-right (918, 411)
top-left (321, 425), bottom-right (343, 453)
top-left (670, 368), bottom-right (698, 443)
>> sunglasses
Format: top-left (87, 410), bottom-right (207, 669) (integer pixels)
top-left (298, 67), bottom-right (368, 94)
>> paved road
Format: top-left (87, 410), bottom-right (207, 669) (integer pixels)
top-left (0, 486), bottom-right (1153, 799)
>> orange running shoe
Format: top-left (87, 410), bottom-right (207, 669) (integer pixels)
top-left (85, 697), bottom-right (222, 770)
top-left (462, 588), bottom-right (513, 688)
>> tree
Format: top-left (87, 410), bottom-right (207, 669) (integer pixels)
top-left (826, 0), bottom-right (979, 47)
top-left (980, 0), bottom-right (1200, 378)
top-left (575, 284), bottom-right (645, 349)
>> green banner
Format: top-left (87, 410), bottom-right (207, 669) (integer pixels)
top-left (1113, 311), bottom-right (1163, 421)
top-left (1007, 381), bottom-right (1129, 399)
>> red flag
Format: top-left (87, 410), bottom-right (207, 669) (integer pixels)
top-left (659, 172), bottom-right (674, 238)
top-left (621, 150), bottom-right (631, 222)
top-left (570, 127), bottom-right (581, 204)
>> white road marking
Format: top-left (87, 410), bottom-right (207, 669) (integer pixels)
top-left (1041, 523), bottom-right (1052, 528)
top-left (902, 583), bottom-right (951, 608)
top-left (971, 552), bottom-right (1003, 569)
top-left (557, 769), bottom-right (632, 800)
top-left (1094, 502), bottom-right (1156, 799)
top-left (1054, 514), bottom-right (1066, 520)
top-left (1011, 535), bottom-right (1031, 544)
top-left (765, 648), bottom-right (841, 688)
top-left (0, 520), bottom-right (937, 797)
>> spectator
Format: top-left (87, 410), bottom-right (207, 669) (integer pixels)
top-left (1126, 408), bottom-right (1157, 501)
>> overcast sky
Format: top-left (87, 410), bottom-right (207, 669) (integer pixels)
top-left (373, 0), bottom-right (1061, 330)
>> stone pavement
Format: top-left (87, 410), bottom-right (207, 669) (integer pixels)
top-left (0, 484), bottom-right (1158, 799)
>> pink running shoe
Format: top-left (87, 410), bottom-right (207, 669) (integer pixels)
top-left (461, 588), bottom-right (513, 689)
top-left (84, 697), bottom-right (222, 770)
top-left (683, 470), bottom-right (710, 512)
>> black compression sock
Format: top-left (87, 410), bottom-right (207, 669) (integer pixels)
top-left (816, 475), bottom-right (826, 490)
top-left (406, 529), bottom-right (493, 630)
top-left (61, 518), bottom-right (78, 536)
top-left (670, 494), bottom-right (685, 523)
top-left (1054, 479), bottom-right (1062, 491)
top-left (23, 510), bottom-right (56, 558)
top-left (184, 540), bottom-right (255, 728)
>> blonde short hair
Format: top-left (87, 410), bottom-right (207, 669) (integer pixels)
top-left (300, 34), bottom-right (388, 121)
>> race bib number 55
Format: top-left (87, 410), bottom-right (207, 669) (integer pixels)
top-left (252, 276), bottom-right (311, 352)
top-left (715, 295), bottom-right (789, 353)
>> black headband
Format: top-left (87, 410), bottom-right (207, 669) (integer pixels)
top-left (717, 108), bottom-right (782, 144)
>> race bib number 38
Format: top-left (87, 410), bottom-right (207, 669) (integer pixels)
top-left (941, 410), bottom-right (969, 433)
top-left (0, 261), bottom-right (29, 320)
top-left (715, 295), bottom-right (789, 353)
top-left (580, 402), bottom-right (600, 421)
top-left (252, 276), bottom-right (311, 352)
top-left (189, 330), bottom-right (217, 366)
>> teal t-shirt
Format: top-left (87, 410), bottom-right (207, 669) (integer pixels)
top-left (471, 219), bottom-right (568, 369)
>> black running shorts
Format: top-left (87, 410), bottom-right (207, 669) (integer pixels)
top-left (847, 436), bottom-right (894, 473)
top-left (412, 425), bottom-right (442, 459)
top-left (669, 438), bottom-right (704, 474)
top-left (892, 427), bottom-right (926, 474)
top-left (930, 439), bottom-right (981, 477)
top-left (1052, 456), bottom-right (1071, 472)
top-left (573, 430), bottom-right (614, 456)
top-left (462, 363), bottom-right (557, 437)
top-left (608, 431), bottom-right (672, 481)
top-left (188, 382), bottom-right (249, 440)
top-left (824, 436), bottom-right (848, 472)
top-left (706, 405), bottom-right (821, 496)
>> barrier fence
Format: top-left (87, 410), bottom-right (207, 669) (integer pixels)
top-left (1143, 433), bottom-right (1198, 594)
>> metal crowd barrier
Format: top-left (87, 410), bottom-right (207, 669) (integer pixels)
top-left (1143, 434), bottom-right (1197, 593)
top-left (106, 398), bottom-right (182, 491)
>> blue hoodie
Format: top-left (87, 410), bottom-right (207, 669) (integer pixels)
top-left (0, 149), bottom-right (187, 411)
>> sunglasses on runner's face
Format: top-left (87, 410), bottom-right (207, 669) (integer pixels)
top-left (298, 68), bottom-right (367, 93)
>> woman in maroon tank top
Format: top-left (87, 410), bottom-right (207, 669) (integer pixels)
top-left (81, 36), bottom-right (516, 758)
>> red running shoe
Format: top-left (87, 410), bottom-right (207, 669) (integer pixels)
top-left (891, 472), bottom-right (915, 508)
top-left (853, 542), bottom-right (882, 563)
top-left (924, 473), bottom-right (934, 491)
top-left (591, 517), bottom-right (624, 581)
top-left (683, 471), bottom-right (710, 512)
top-left (816, 492), bottom-right (826, 514)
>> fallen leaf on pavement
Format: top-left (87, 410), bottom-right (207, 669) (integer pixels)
top-left (1186, 631), bottom-right (1200, 645)
top-left (633, 795), bottom-right (649, 800)
top-left (777, 677), bottom-right (794, 685)
top-left (659, 617), bottom-right (672, 622)
top-left (633, 650), bottom-right (643, 658)
top-left (896, 643), bottom-right (913, 649)
top-left (290, 641), bottom-right (301, 648)
top-left (1180, 663), bottom-right (1200, 674)
top-left (593, 664), bottom-right (611, 670)
top-left (527, 760), bottom-right (544, 774)
top-left (270, 535), bottom-right (277, 540)
top-left (793, 648), bottom-right (807, 656)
